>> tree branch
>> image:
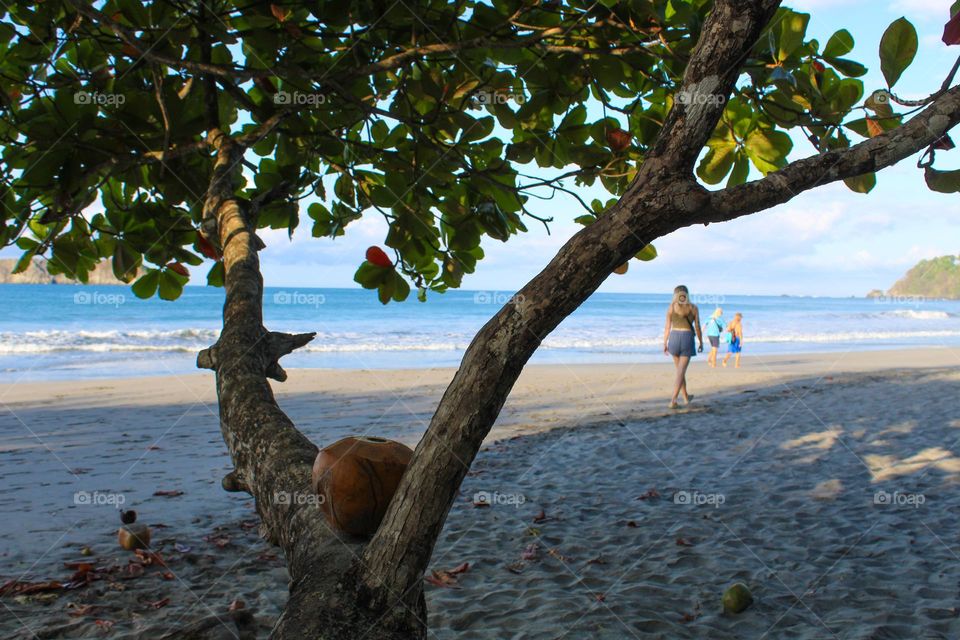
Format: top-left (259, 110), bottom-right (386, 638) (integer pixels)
top-left (703, 85), bottom-right (960, 223)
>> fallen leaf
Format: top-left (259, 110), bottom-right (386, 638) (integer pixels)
top-left (94, 619), bottom-right (115, 631)
top-left (626, 520), bottom-right (639, 528)
top-left (204, 535), bottom-right (231, 548)
top-left (67, 603), bottom-right (97, 617)
top-left (424, 570), bottom-right (461, 589)
top-left (594, 592), bottom-right (606, 602)
top-left (124, 563), bottom-right (144, 579)
top-left (636, 488), bottom-right (660, 500)
top-left (680, 612), bottom-right (697, 623)
top-left (161, 571), bottom-right (174, 581)
top-left (586, 556), bottom-right (607, 565)
top-left (446, 562), bottom-right (470, 575)
top-left (505, 561), bottom-right (525, 574)
top-left (676, 537), bottom-right (695, 547)
top-left (229, 599), bottom-right (245, 611)
top-left (520, 544), bottom-right (540, 561)
top-left (148, 597), bottom-right (170, 609)
top-left (0, 580), bottom-right (63, 596)
top-left (134, 550), bottom-right (166, 567)
top-left (173, 543), bottom-right (192, 554)
top-left (532, 509), bottom-right (549, 524)
top-left (153, 490), bottom-right (184, 497)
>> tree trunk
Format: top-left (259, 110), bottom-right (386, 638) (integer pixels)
top-left (198, 129), bottom-right (424, 638)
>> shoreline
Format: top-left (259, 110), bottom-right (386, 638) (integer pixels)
top-left (2, 347), bottom-right (960, 637)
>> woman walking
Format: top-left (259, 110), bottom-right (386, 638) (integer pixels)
top-left (705, 307), bottom-right (725, 368)
top-left (663, 285), bottom-right (703, 409)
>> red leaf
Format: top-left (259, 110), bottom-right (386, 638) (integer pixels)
top-left (149, 597), bottom-right (170, 609)
top-left (229, 599), bottom-right (246, 611)
top-left (866, 118), bottom-right (884, 138)
top-left (0, 580), bottom-right (63, 596)
top-left (161, 571), bottom-right (174, 580)
top-left (605, 128), bottom-right (633, 152)
top-left (532, 509), bottom-right (548, 524)
top-left (270, 4), bottom-right (291, 22)
top-left (675, 537), bottom-right (695, 547)
top-left (446, 562), bottom-right (470, 575)
top-left (94, 620), bottom-right (115, 631)
top-left (636, 488), bottom-right (660, 500)
top-left (165, 263), bottom-right (188, 277)
top-left (944, 12), bottom-right (960, 45)
top-left (196, 233), bottom-right (219, 260)
top-left (812, 61), bottom-right (825, 73)
top-left (365, 246), bottom-right (393, 268)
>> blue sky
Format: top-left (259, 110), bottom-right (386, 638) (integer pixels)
top-left (252, 0), bottom-right (960, 297)
top-left (7, 1), bottom-right (958, 297)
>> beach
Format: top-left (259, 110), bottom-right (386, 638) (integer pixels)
top-left (2, 347), bottom-right (960, 638)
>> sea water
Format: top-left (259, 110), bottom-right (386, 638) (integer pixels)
top-left (1, 284), bottom-right (958, 381)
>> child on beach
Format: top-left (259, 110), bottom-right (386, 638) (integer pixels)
top-left (722, 313), bottom-right (743, 368)
top-left (705, 308), bottom-right (725, 368)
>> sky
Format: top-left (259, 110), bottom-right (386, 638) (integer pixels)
top-left (6, 1), bottom-right (959, 298)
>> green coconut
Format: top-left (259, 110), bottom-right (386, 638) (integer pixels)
top-left (722, 583), bottom-right (753, 614)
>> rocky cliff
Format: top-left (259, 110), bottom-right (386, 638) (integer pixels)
top-left (0, 257), bottom-right (131, 285)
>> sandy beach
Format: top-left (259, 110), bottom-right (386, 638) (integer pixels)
top-left (2, 347), bottom-right (960, 638)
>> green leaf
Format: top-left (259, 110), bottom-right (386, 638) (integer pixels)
top-left (111, 242), bottom-right (141, 283)
top-left (131, 269), bottom-right (160, 299)
top-left (827, 58), bottom-right (867, 78)
top-left (879, 18), bottom-right (917, 88)
top-left (843, 172), bottom-right (877, 194)
top-left (727, 153), bottom-right (751, 187)
top-left (924, 167), bottom-right (960, 193)
top-left (697, 140), bottom-right (737, 185)
top-left (744, 129), bottom-right (792, 175)
top-left (207, 261), bottom-right (224, 287)
top-left (823, 29), bottom-right (854, 58)
top-left (158, 269), bottom-right (186, 300)
top-left (777, 11), bottom-right (810, 62)
top-left (635, 244), bottom-right (657, 261)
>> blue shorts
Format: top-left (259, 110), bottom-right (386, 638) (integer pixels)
top-left (729, 337), bottom-right (742, 354)
top-left (667, 330), bottom-right (696, 357)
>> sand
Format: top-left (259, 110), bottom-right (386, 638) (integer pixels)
top-left (2, 347), bottom-right (960, 638)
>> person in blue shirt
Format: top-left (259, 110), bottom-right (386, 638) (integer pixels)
top-left (704, 308), bottom-right (725, 368)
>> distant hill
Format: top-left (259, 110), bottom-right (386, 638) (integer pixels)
top-left (0, 257), bottom-right (132, 285)
top-left (882, 255), bottom-right (960, 300)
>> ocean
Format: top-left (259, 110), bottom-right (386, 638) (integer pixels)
top-left (1, 284), bottom-right (958, 382)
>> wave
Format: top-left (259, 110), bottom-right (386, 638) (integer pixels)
top-left (2, 327), bottom-right (959, 355)
top-left (881, 309), bottom-right (953, 320)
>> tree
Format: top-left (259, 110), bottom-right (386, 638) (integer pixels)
top-left (3, 0), bottom-right (960, 637)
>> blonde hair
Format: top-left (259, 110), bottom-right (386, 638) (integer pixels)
top-left (711, 307), bottom-right (723, 319)
top-left (672, 285), bottom-right (689, 306)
